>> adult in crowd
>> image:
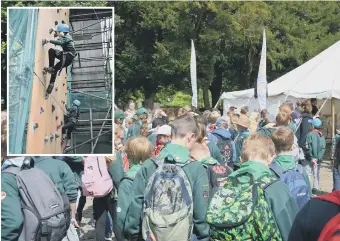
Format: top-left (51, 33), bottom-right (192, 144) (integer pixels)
top-left (296, 100), bottom-right (313, 147)
top-left (311, 98), bottom-right (319, 117)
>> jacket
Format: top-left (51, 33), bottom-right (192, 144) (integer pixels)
top-left (331, 134), bottom-right (340, 165)
top-left (61, 156), bottom-right (84, 188)
top-left (124, 144), bottom-right (210, 240)
top-left (303, 130), bottom-right (326, 161)
top-left (234, 130), bottom-right (250, 164)
top-left (66, 105), bottom-right (79, 124)
top-left (288, 191), bottom-right (340, 241)
top-left (229, 160), bottom-right (299, 241)
top-left (208, 128), bottom-right (237, 164)
top-left (296, 113), bottom-right (313, 147)
top-left (207, 141), bottom-right (223, 164)
top-left (50, 35), bottom-right (76, 54)
top-left (127, 121), bottom-right (142, 139)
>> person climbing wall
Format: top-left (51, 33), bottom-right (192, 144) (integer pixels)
top-left (62, 99), bottom-right (80, 151)
top-left (42, 23), bottom-right (77, 94)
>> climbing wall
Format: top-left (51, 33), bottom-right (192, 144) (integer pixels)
top-left (26, 9), bottom-right (69, 154)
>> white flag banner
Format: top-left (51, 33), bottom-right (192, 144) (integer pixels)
top-left (191, 39), bottom-right (198, 108)
top-left (256, 29), bottom-right (267, 110)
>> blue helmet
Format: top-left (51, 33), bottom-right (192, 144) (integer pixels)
top-left (73, 99), bottom-right (81, 107)
top-left (56, 23), bottom-right (70, 33)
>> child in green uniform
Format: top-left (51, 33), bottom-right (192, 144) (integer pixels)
top-left (127, 108), bottom-right (149, 139)
top-left (234, 116), bottom-right (250, 167)
top-left (331, 125), bottom-right (340, 190)
top-left (302, 118), bottom-right (326, 194)
top-left (270, 127), bottom-right (312, 199)
top-left (117, 136), bottom-right (153, 235)
top-left (124, 115), bottom-right (210, 241)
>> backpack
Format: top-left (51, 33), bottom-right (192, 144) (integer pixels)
top-left (206, 173), bottom-right (283, 241)
top-left (3, 165), bottom-right (70, 241)
top-left (142, 155), bottom-right (194, 241)
top-left (270, 162), bottom-right (310, 209)
top-left (82, 156), bottom-right (113, 198)
top-left (211, 133), bottom-right (235, 166)
top-left (203, 162), bottom-right (231, 188)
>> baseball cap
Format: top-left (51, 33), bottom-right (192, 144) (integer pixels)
top-left (114, 110), bottom-right (126, 119)
top-left (229, 106), bottom-right (237, 111)
top-left (216, 118), bottom-right (228, 127)
top-left (136, 107), bottom-right (148, 115)
top-left (156, 125), bottom-right (171, 136)
top-left (308, 118), bottom-right (322, 128)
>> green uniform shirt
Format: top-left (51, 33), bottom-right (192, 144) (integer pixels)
top-left (34, 157), bottom-right (78, 203)
top-left (127, 121), bottom-right (142, 139)
top-left (50, 35), bottom-right (76, 53)
top-left (63, 156), bottom-right (84, 188)
top-left (147, 133), bottom-right (157, 148)
top-left (331, 134), bottom-right (340, 164)
top-left (124, 144), bottom-right (210, 240)
top-left (288, 122), bottom-right (296, 133)
top-left (108, 154), bottom-right (125, 189)
top-left (234, 130), bottom-right (250, 164)
top-left (272, 155), bottom-right (312, 196)
top-left (303, 130), bottom-right (326, 161)
top-left (117, 164), bottom-right (142, 232)
top-left (1, 172), bottom-right (23, 241)
top-left (207, 141), bottom-right (223, 164)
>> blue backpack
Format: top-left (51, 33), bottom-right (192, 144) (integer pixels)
top-left (270, 162), bottom-right (310, 209)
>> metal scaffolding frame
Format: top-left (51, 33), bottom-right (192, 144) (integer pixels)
top-left (66, 9), bottom-right (113, 154)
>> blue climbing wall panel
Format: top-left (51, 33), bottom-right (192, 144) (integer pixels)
top-left (8, 9), bottom-right (38, 154)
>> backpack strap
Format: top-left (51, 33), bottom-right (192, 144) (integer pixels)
top-left (270, 162), bottom-right (284, 178)
top-left (317, 213), bottom-right (340, 241)
top-left (2, 166), bottom-right (21, 175)
top-left (120, 176), bottom-right (134, 183)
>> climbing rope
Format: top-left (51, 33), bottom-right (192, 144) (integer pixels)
top-left (33, 71), bottom-right (67, 115)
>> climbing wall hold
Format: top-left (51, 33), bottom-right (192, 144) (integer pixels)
top-left (55, 86), bottom-right (58, 91)
top-left (55, 132), bottom-right (60, 138)
top-left (49, 28), bottom-right (54, 34)
top-left (32, 122), bottom-right (39, 130)
top-left (55, 21), bottom-right (58, 25)
top-left (61, 121), bottom-right (64, 126)
top-left (44, 136), bottom-right (49, 143)
top-left (56, 116), bottom-right (59, 120)
top-left (42, 39), bottom-right (47, 46)
top-left (50, 134), bottom-right (54, 142)
top-left (63, 83), bottom-right (65, 86)
top-left (61, 101), bottom-right (65, 105)
top-left (52, 104), bottom-right (56, 113)
top-left (40, 107), bottom-right (44, 114)
top-left (57, 124), bottom-right (61, 130)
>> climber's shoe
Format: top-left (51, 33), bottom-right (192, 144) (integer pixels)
top-left (46, 83), bottom-right (54, 94)
top-left (43, 67), bottom-right (55, 74)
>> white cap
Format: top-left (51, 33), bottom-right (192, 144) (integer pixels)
top-left (156, 125), bottom-right (172, 136)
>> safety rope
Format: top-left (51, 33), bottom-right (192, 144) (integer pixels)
top-left (33, 71), bottom-right (67, 115)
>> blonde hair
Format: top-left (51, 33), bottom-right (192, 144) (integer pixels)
top-left (249, 112), bottom-right (260, 134)
top-left (126, 118), bottom-right (133, 126)
top-left (276, 111), bottom-right (291, 126)
top-left (125, 136), bottom-right (153, 165)
top-left (271, 127), bottom-right (294, 153)
top-left (242, 133), bottom-right (275, 162)
top-left (140, 121), bottom-right (149, 137)
top-left (105, 156), bottom-right (115, 168)
top-left (279, 104), bottom-right (292, 115)
top-left (209, 111), bottom-right (221, 124)
top-left (196, 122), bottom-right (207, 144)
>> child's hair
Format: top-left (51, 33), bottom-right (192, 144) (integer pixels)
top-left (1, 112), bottom-right (7, 160)
top-left (260, 109), bottom-right (269, 119)
top-left (152, 118), bottom-right (165, 129)
top-left (249, 112), bottom-right (260, 134)
top-left (196, 122), bottom-right (207, 144)
top-left (276, 111), bottom-right (291, 126)
top-left (125, 117), bottom-right (133, 126)
top-left (125, 136), bottom-right (153, 165)
top-left (279, 104), bottom-right (293, 115)
top-left (171, 115), bottom-right (199, 139)
top-left (105, 156), bottom-right (115, 168)
top-left (197, 116), bottom-right (208, 126)
top-left (271, 127), bottom-right (294, 153)
top-left (209, 111), bottom-right (221, 124)
top-left (242, 133), bottom-right (275, 162)
top-left (114, 124), bottom-right (124, 137)
top-left (241, 106), bottom-right (249, 115)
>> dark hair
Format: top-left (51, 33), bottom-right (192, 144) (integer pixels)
top-left (152, 118), bottom-right (165, 129)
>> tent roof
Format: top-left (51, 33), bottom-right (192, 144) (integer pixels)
top-left (221, 41), bottom-right (340, 100)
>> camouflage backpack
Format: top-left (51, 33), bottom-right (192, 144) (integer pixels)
top-left (142, 155), bottom-right (194, 241)
top-left (206, 172), bottom-right (283, 241)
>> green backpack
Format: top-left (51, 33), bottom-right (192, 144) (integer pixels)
top-left (206, 172), bottom-right (283, 241)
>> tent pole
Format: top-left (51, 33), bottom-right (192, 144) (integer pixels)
top-left (214, 99), bottom-right (221, 109)
top-left (332, 97), bottom-right (335, 140)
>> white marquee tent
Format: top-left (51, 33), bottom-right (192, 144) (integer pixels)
top-left (220, 41), bottom-right (340, 139)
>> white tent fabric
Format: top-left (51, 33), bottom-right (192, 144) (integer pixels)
top-left (220, 41), bottom-right (340, 131)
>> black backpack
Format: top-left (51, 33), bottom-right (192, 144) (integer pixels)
top-left (212, 133), bottom-right (235, 166)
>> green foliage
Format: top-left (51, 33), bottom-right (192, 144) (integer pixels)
top-left (114, 2), bottom-right (340, 108)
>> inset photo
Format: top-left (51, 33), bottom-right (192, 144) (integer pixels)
top-left (8, 7), bottom-right (113, 154)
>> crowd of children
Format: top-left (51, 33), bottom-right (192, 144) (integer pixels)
top-left (1, 97), bottom-right (340, 241)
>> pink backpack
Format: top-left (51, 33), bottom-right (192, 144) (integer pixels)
top-left (82, 156), bottom-right (113, 197)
